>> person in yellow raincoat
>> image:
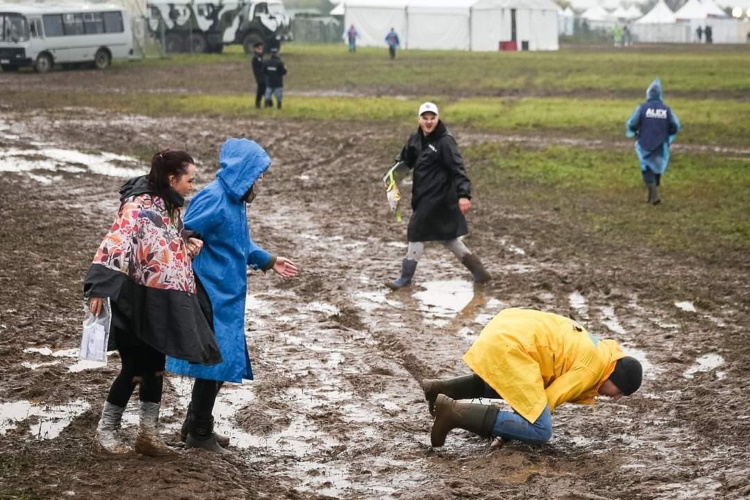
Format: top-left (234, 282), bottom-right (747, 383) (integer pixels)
top-left (424, 308), bottom-right (643, 447)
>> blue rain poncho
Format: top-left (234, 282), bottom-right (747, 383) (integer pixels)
top-left (626, 78), bottom-right (681, 175)
top-left (166, 138), bottom-right (272, 383)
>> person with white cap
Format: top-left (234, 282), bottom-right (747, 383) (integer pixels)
top-left (385, 101), bottom-right (491, 290)
top-left (423, 307), bottom-right (643, 448)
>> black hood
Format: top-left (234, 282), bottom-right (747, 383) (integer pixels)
top-left (119, 175), bottom-right (153, 202)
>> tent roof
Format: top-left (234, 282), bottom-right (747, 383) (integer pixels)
top-left (581, 5), bottom-right (612, 21)
top-left (700, 0), bottom-right (728, 16)
top-left (625, 5), bottom-right (643, 18)
top-left (675, 0), bottom-right (708, 19)
top-left (635, 0), bottom-right (676, 23)
top-left (336, 0), bottom-right (558, 11)
top-left (569, 0), bottom-right (599, 11)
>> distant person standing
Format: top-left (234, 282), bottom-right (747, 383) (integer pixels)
top-left (346, 24), bottom-right (359, 53)
top-left (385, 27), bottom-right (400, 59)
top-left (704, 25), bottom-right (713, 43)
top-left (696, 26), bottom-right (703, 43)
top-left (612, 25), bottom-right (623, 48)
top-left (626, 78), bottom-right (681, 205)
top-left (623, 25), bottom-right (632, 47)
top-left (251, 42), bottom-right (265, 109)
top-left (263, 47), bottom-right (287, 109)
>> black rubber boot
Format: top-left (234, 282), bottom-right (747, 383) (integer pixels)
top-left (422, 374), bottom-right (486, 416)
top-left (180, 403), bottom-right (229, 448)
top-left (385, 259), bottom-right (418, 290)
top-left (265, 100), bottom-right (273, 108)
top-left (461, 254), bottom-right (491, 284)
top-left (277, 101), bottom-right (282, 109)
top-left (431, 394), bottom-right (498, 447)
top-left (185, 415), bottom-right (229, 454)
top-left (647, 183), bottom-right (661, 205)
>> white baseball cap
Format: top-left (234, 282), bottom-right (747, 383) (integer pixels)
top-left (418, 102), bottom-right (439, 116)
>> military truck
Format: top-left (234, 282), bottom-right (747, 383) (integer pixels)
top-left (146, 0), bottom-right (292, 54)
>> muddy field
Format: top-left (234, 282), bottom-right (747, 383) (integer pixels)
top-left (1, 65), bottom-right (749, 500)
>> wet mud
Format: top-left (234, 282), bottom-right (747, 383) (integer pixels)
top-left (0, 102), bottom-right (749, 500)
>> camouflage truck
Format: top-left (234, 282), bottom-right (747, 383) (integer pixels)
top-left (146, 0), bottom-right (292, 54)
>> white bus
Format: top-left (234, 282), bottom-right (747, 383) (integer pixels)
top-left (0, 3), bottom-right (133, 72)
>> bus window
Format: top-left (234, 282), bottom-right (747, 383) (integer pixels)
top-left (63, 13), bottom-right (84, 35)
top-left (83, 12), bottom-right (104, 34)
top-left (42, 15), bottom-right (63, 37)
top-left (102, 12), bottom-right (124, 33)
top-left (1, 14), bottom-right (30, 42)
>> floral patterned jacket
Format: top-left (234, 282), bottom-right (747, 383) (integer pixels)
top-left (92, 193), bottom-right (196, 293)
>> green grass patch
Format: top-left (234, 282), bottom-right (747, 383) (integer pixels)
top-left (467, 143), bottom-right (750, 259)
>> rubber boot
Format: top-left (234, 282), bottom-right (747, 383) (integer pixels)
top-left (180, 403), bottom-right (229, 448)
top-left (134, 401), bottom-right (177, 457)
top-left (185, 415), bottom-right (229, 454)
top-left (649, 183), bottom-right (661, 205)
top-left (461, 254), bottom-right (492, 284)
top-left (385, 259), bottom-right (417, 290)
top-left (431, 394), bottom-right (499, 448)
top-left (94, 402), bottom-right (130, 455)
top-left (422, 374), bottom-right (486, 416)
top-left (265, 99), bottom-right (273, 108)
top-left (277, 101), bottom-right (282, 109)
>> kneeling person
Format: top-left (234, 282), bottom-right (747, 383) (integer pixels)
top-left (425, 307), bottom-right (642, 447)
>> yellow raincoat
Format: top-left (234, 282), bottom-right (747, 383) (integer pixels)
top-left (463, 308), bottom-right (625, 423)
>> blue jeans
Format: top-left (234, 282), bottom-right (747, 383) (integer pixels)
top-left (492, 405), bottom-right (553, 444)
top-left (348, 40), bottom-right (356, 52)
top-left (264, 87), bottom-right (283, 106)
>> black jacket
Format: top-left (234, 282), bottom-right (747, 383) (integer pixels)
top-left (263, 54), bottom-right (287, 88)
top-left (397, 120), bottom-right (471, 242)
top-left (251, 53), bottom-right (264, 83)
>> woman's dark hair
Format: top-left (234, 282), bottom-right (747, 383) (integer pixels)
top-left (148, 149), bottom-right (194, 204)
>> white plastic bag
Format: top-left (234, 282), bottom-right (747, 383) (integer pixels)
top-left (80, 298), bottom-right (111, 363)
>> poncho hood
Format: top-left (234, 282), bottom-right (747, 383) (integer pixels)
top-left (216, 138), bottom-right (271, 202)
top-left (646, 78), bottom-right (663, 102)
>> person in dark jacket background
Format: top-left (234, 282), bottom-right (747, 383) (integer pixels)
top-left (263, 47), bottom-right (287, 109)
top-left (251, 42), bottom-right (265, 109)
top-left (626, 78), bottom-right (680, 205)
top-left (385, 102), bottom-right (491, 290)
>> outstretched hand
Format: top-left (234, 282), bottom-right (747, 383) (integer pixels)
top-left (273, 256), bottom-right (299, 278)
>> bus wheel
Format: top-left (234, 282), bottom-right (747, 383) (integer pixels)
top-left (34, 53), bottom-right (53, 73)
top-left (242, 33), bottom-right (263, 55)
top-left (165, 33), bottom-right (185, 53)
top-left (94, 49), bottom-right (111, 70)
top-left (1, 64), bottom-right (19, 72)
top-left (188, 34), bottom-right (207, 53)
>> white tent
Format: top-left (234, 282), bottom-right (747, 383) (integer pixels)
top-left (700, 0), bottom-right (729, 16)
top-left (675, 0), bottom-right (710, 19)
top-left (559, 5), bottom-right (575, 35)
top-left (611, 6), bottom-right (631, 19)
top-left (569, 0), bottom-right (599, 12)
top-left (636, 0), bottom-right (677, 23)
top-left (581, 5), bottom-right (612, 21)
top-left (340, 0), bottom-right (559, 51)
top-left (625, 5), bottom-right (644, 18)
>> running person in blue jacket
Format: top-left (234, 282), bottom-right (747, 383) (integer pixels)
top-left (626, 78), bottom-right (681, 205)
top-left (167, 138), bottom-right (298, 452)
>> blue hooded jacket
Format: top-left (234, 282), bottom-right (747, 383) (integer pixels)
top-left (626, 78), bottom-right (681, 174)
top-left (166, 138), bottom-right (272, 382)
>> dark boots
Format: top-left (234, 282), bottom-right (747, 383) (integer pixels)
top-left (646, 183), bottom-right (661, 205)
top-left (431, 394), bottom-right (498, 447)
top-left (386, 259), bottom-right (418, 290)
top-left (264, 99), bottom-right (273, 108)
top-left (422, 374), bottom-right (486, 416)
top-left (461, 254), bottom-right (491, 284)
top-left (185, 415), bottom-right (229, 454)
top-left (180, 403), bottom-right (229, 448)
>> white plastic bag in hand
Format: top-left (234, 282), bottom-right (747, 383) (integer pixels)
top-left (80, 298), bottom-right (111, 363)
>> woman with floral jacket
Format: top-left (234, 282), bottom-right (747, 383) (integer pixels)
top-left (84, 150), bottom-right (221, 456)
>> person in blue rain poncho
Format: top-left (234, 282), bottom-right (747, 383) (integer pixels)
top-left (626, 78), bottom-right (681, 205)
top-left (167, 138), bottom-right (298, 453)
